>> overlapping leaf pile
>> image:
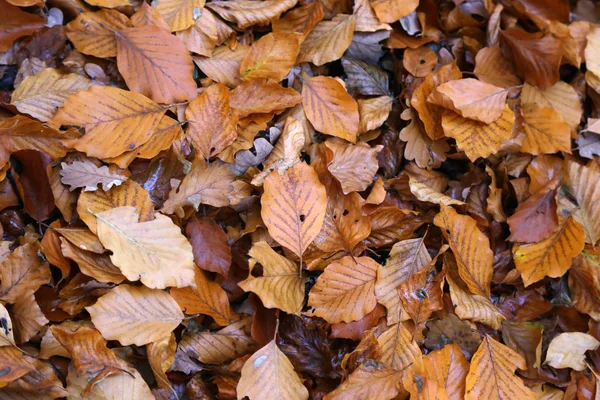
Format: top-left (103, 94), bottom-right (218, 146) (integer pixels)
top-left (1, 0), bottom-right (600, 399)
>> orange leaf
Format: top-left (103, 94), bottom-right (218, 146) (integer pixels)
top-left (521, 82), bottom-right (582, 132)
top-left (154, 0), bottom-right (205, 32)
top-left (370, 0), bottom-right (418, 23)
top-left (302, 76), bottom-right (359, 143)
top-left (324, 361), bottom-right (403, 400)
top-left (240, 32), bottom-right (300, 81)
top-left (115, 25), bottom-right (197, 104)
top-left (12, 290), bottom-right (48, 344)
top-left (423, 343), bottom-right (468, 400)
top-left (131, 2), bottom-right (171, 31)
top-left (399, 108), bottom-right (449, 169)
top-left (230, 78), bottom-right (302, 117)
top-left (185, 83), bottom-right (238, 159)
top-left (60, 238), bottom-right (126, 284)
top-left (403, 47), bottom-right (438, 77)
top-left (0, 0), bottom-right (45, 51)
top-left (569, 248), bottom-right (600, 321)
top-left (272, 0), bottom-right (324, 36)
top-left (378, 322), bottom-right (423, 371)
top-left (0, 242), bottom-right (50, 304)
top-left (473, 46), bottom-right (521, 88)
top-left (507, 180), bottom-right (559, 243)
top-left (193, 44), bottom-right (248, 88)
top-left (520, 103), bottom-right (571, 155)
top-left (0, 346), bottom-right (35, 387)
top-left (65, 10), bottom-right (131, 58)
top-left (261, 162), bottom-right (327, 259)
top-left (207, 0), bottom-right (297, 29)
top-left (325, 141), bottom-right (382, 194)
top-left (296, 14), bottom-right (356, 66)
top-left (565, 161), bottom-right (600, 245)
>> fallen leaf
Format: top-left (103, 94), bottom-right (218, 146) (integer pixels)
top-left (193, 44), bottom-right (248, 88)
top-left (296, 14), bottom-right (356, 66)
top-left (154, 0), bottom-right (205, 32)
top-left (507, 180), bottom-right (559, 243)
top-left (207, 0), bottom-right (297, 29)
top-left (341, 57), bottom-right (390, 96)
top-left (65, 10), bottom-right (131, 58)
top-left (0, 243), bottom-right (50, 304)
top-left (240, 32), bottom-right (300, 81)
top-left (186, 216), bottom-right (231, 276)
top-left (358, 96), bottom-right (393, 134)
top-left (272, 0), bottom-right (324, 36)
top-left (473, 46), bottom-right (522, 88)
top-left (399, 108), bottom-right (449, 169)
top-left (60, 161), bottom-right (128, 192)
top-left (131, 2), bottom-right (171, 31)
top-left (565, 161), bottom-right (600, 245)
top-left (230, 78), bottom-right (302, 117)
top-left (569, 248), bottom-right (600, 320)
top-left (324, 361), bottom-right (403, 400)
top-left (325, 141), bottom-right (382, 194)
top-left (370, 0), bottom-right (418, 23)
top-left (521, 82), bottom-right (582, 132)
top-left (11, 290), bottom-right (48, 344)
top-left (520, 103), bottom-right (571, 155)
top-left (0, 347), bottom-right (35, 387)
top-left (378, 322), bottom-right (422, 371)
top-left (0, 0), bottom-right (45, 51)
top-left (545, 332), bottom-right (600, 371)
top-left (423, 343), bottom-right (469, 400)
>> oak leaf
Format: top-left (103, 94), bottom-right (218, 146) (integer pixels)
top-left (302, 75), bottom-right (359, 143)
top-left (115, 25), bottom-right (197, 104)
top-left (261, 162), bottom-right (327, 260)
top-left (465, 335), bottom-right (534, 400)
top-left (86, 284), bottom-right (184, 346)
top-left (411, 62), bottom-right (462, 140)
top-left (65, 10), bottom-right (131, 58)
top-left (95, 206), bottom-right (195, 289)
top-left (154, 0), bottom-right (205, 32)
top-left (207, 0), bottom-right (297, 29)
top-left (11, 68), bottom-right (90, 122)
top-left (184, 83), bottom-right (238, 160)
top-left (296, 14), bottom-right (356, 66)
top-left (546, 332), bottom-right (600, 371)
top-left (170, 268), bottom-right (233, 326)
top-left (237, 339), bottom-right (309, 400)
top-left (240, 32), bottom-right (300, 82)
top-left (60, 161), bottom-right (128, 192)
top-left (434, 204), bottom-right (493, 297)
top-left (399, 108), bottom-right (449, 169)
top-left (308, 256), bottom-right (378, 324)
top-left (52, 86), bottom-right (166, 159)
top-left (513, 215), bottom-right (585, 287)
top-left (239, 242), bottom-right (304, 315)
top-left (428, 79), bottom-right (508, 124)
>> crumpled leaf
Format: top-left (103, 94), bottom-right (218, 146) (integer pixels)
top-left (545, 332), bottom-right (600, 371)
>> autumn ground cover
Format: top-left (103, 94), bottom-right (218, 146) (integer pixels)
top-left (1, 0), bottom-right (600, 399)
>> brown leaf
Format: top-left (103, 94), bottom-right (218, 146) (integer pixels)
top-left (521, 82), bottom-right (582, 132)
top-left (324, 361), bottom-right (403, 400)
top-left (296, 14), bottom-right (356, 66)
top-left (170, 268), bottom-right (233, 325)
top-left (186, 216), bottom-right (231, 277)
top-left (59, 161), bottom-right (128, 192)
top-left (358, 96), bottom-right (393, 134)
top-left (520, 103), bottom-right (571, 155)
top-left (0, 0), bottom-right (45, 51)
top-left (60, 238), bottom-right (125, 284)
top-left (147, 333), bottom-right (176, 390)
top-left (325, 141), bottom-right (382, 194)
top-left (0, 243), bottom-right (50, 304)
top-left (131, 2), bottom-right (171, 31)
top-left (378, 322), bottom-right (423, 371)
top-left (207, 0), bottom-right (297, 29)
top-left (507, 180), bottom-right (559, 243)
top-left (565, 161), bottom-right (600, 245)
top-left (403, 47), bottom-right (437, 78)
top-left (370, 0), bottom-right (418, 23)
top-left (569, 248), bottom-right (600, 320)
top-left (473, 46), bottom-right (521, 88)
top-left (423, 343), bottom-right (468, 400)
top-left (272, 0), bottom-right (324, 36)
top-left (341, 57), bottom-right (390, 96)
top-left (11, 290), bottom-right (48, 344)
top-left (193, 44), bottom-right (248, 88)
top-left (0, 347), bottom-right (35, 386)
top-left (115, 25), bottom-right (196, 104)
top-left (87, 284), bottom-right (184, 346)
top-left (230, 78), bottom-right (302, 117)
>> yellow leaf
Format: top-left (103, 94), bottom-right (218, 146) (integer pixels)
top-left (239, 242), bottom-right (304, 315)
top-left (377, 322), bottom-right (423, 371)
top-left (370, 0), bottom-right (418, 23)
top-left (409, 176), bottom-right (466, 206)
top-left (521, 82), bottom-right (582, 132)
top-left (115, 25), bottom-right (197, 104)
top-left (177, 10), bottom-right (219, 56)
top-left (545, 332), bottom-right (600, 371)
top-left (324, 361), bottom-right (403, 400)
top-left (185, 83), bottom-right (238, 159)
top-left (207, 0), bottom-right (297, 29)
top-left (87, 284), bottom-right (184, 346)
top-left (441, 105), bottom-right (514, 161)
top-left (513, 216), bottom-right (585, 287)
top-left (296, 14), bottom-right (356, 66)
top-left (240, 32), bottom-right (300, 81)
top-left (261, 162), bottom-right (327, 259)
top-left (308, 256), bottom-right (378, 323)
top-left (465, 335), bottom-right (534, 400)
top-left (521, 103), bottom-right (571, 155)
top-left (95, 206), bottom-right (195, 289)
top-left (11, 68), bottom-right (90, 122)
top-left (325, 141), bottom-right (382, 194)
top-left (170, 268), bottom-right (233, 325)
top-left (154, 0), bottom-right (205, 32)
top-left (411, 62), bottom-right (462, 140)
top-left (237, 340), bottom-right (308, 400)
top-left (434, 204), bottom-right (493, 297)
top-left (423, 343), bottom-right (468, 400)
top-left (193, 44), bottom-right (248, 88)
top-left (565, 161), bottom-right (600, 245)
top-left (52, 86), bottom-right (166, 159)
top-left (302, 75), bottom-right (359, 143)
top-left (358, 95), bottom-right (393, 134)
top-left (66, 10), bottom-right (131, 58)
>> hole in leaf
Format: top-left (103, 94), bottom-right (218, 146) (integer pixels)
top-left (299, 214), bottom-right (306, 222)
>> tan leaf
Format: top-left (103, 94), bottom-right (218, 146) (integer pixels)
top-left (147, 333), bottom-right (176, 390)
top-left (325, 141), bottom-right (382, 194)
top-left (3, 117), bottom-right (71, 169)
top-left (52, 86), bottom-right (166, 159)
top-left (207, 0), bottom-right (297, 29)
top-left (0, 347), bottom-right (34, 387)
top-left (261, 162), bottom-right (327, 259)
top-left (521, 82), bottom-right (582, 132)
top-left (177, 10), bottom-right (219, 56)
top-left (240, 32), bottom-right (300, 81)
top-left (272, 0), bottom-right (324, 36)
top-left (353, 0), bottom-right (391, 32)
top-left (302, 75), bottom-right (359, 143)
top-left (370, 0), bottom-right (418, 23)
top-left (324, 361), bottom-right (403, 400)
top-left (513, 215), bottom-right (585, 287)
top-left (423, 343), bottom-right (468, 400)
top-left (399, 108), bottom-right (449, 169)
top-left (95, 206), bottom-right (195, 289)
top-left (569, 248), bottom-right (600, 320)
top-left (585, 25), bottom-right (600, 78)
top-left (403, 47), bottom-right (438, 78)
top-left (375, 237), bottom-right (432, 325)
top-left (170, 268), bottom-right (233, 326)
top-left (154, 0), bottom-right (205, 32)
top-left (60, 238), bottom-right (125, 284)
top-left (177, 318), bottom-right (256, 365)
top-left (11, 68), bottom-right (90, 122)
top-left (66, 10), bottom-right (131, 58)
top-left (0, 0), bottom-right (45, 51)
top-left (358, 96), bottom-right (393, 134)
top-left (50, 325), bottom-right (127, 394)
top-left (565, 161), bottom-right (600, 245)
top-left (239, 242), bottom-right (304, 315)
top-left (77, 180), bottom-right (154, 234)
top-left (465, 335), bottom-right (534, 400)
top-left (308, 256), bottom-right (378, 323)
top-left (0, 303), bottom-right (14, 345)
top-left (409, 176), bottom-right (465, 206)
top-left (0, 242), bottom-right (50, 304)
top-left (378, 322), bottom-right (423, 371)
top-left (473, 46), bottom-right (521, 88)
top-left (411, 62), bottom-right (462, 140)
top-left (434, 204), bottom-right (493, 297)
top-left (86, 284), bottom-right (184, 346)
top-left (12, 290), bottom-right (48, 344)
top-left (441, 105), bottom-right (515, 161)
top-left (115, 25), bottom-right (197, 104)
top-left (56, 227), bottom-right (104, 254)
top-left (237, 339), bottom-right (308, 400)
top-left (193, 44), bottom-right (248, 88)
top-left (297, 14), bottom-right (356, 66)
top-left (445, 254), bottom-right (504, 330)
top-left (545, 332), bottom-right (600, 371)
top-left (428, 79), bottom-right (508, 124)
top-left (59, 161), bottom-right (128, 192)
top-left (161, 160), bottom-right (235, 217)
top-left (185, 83), bottom-right (238, 159)
top-left (131, 2), bottom-right (171, 31)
